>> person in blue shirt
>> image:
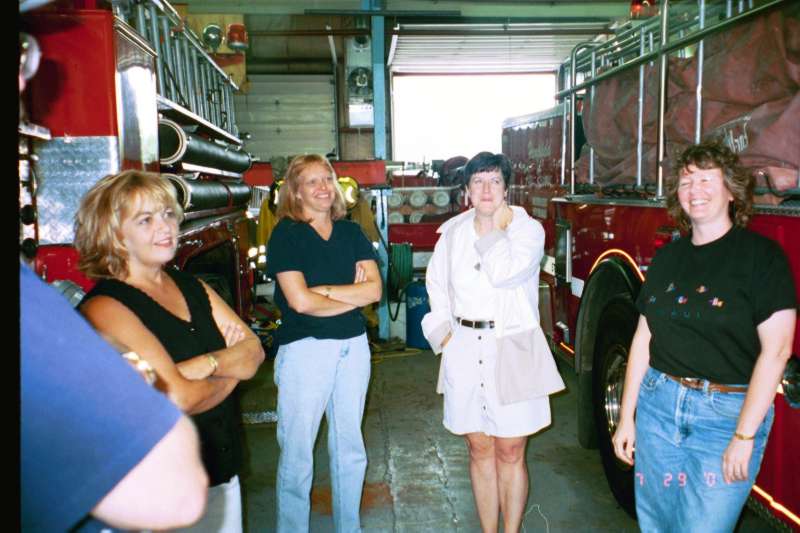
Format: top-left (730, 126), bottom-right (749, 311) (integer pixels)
top-left (21, 263), bottom-right (209, 531)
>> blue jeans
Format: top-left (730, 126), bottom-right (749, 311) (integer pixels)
top-left (634, 367), bottom-right (774, 533)
top-left (274, 334), bottom-right (371, 533)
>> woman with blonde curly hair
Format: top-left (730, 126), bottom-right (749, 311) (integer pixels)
top-left (612, 142), bottom-right (796, 531)
top-left (266, 154), bottom-right (381, 532)
top-left (76, 170), bottom-right (264, 533)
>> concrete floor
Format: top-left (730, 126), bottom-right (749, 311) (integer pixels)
top-left (237, 341), bottom-right (775, 532)
top-left (238, 346), bottom-right (641, 532)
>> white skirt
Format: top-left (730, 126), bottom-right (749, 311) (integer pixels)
top-left (441, 324), bottom-right (552, 438)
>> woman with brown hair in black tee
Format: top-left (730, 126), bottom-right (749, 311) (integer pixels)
top-left (611, 142), bottom-right (796, 531)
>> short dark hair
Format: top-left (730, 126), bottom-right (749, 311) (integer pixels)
top-left (463, 152), bottom-right (512, 189)
top-left (666, 141), bottom-right (754, 231)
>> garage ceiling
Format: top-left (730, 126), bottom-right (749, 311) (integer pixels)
top-left (181, 1), bottom-right (631, 74)
top-left (182, 1), bottom-right (629, 19)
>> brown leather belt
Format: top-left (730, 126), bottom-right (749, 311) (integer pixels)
top-left (664, 373), bottom-right (748, 393)
top-left (455, 317), bottom-right (495, 329)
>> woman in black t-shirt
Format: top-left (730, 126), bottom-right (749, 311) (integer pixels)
top-left (266, 154), bottom-right (381, 532)
top-left (611, 142), bottom-right (796, 531)
top-left (75, 170), bottom-right (265, 532)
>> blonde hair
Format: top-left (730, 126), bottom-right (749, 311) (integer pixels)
top-left (74, 170), bottom-right (183, 279)
top-left (275, 154), bottom-right (347, 222)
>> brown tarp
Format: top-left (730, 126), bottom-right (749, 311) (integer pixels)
top-left (576, 5), bottom-right (799, 198)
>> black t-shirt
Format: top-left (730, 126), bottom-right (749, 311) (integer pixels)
top-left (636, 226), bottom-right (796, 384)
top-left (266, 217), bottom-right (378, 345)
top-left (81, 269), bottom-right (243, 486)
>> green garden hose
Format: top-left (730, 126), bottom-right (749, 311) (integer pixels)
top-left (388, 242), bottom-right (413, 321)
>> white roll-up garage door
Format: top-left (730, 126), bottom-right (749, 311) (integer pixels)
top-left (390, 23), bottom-right (608, 74)
top-left (234, 74), bottom-right (336, 161)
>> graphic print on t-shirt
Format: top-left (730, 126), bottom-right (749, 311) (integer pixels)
top-left (636, 226), bottom-right (797, 384)
top-left (653, 280), bottom-right (727, 322)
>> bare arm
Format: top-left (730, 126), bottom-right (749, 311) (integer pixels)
top-left (276, 270), bottom-right (358, 316)
top-left (177, 280), bottom-right (265, 381)
top-left (91, 416), bottom-right (208, 530)
top-left (722, 308), bottom-right (796, 483)
top-left (82, 296), bottom-right (238, 415)
top-left (308, 259), bottom-right (382, 307)
top-left (612, 315), bottom-right (652, 465)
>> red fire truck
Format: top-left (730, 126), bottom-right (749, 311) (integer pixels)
top-left (20, 0), bottom-right (256, 318)
top-left (503, 0), bottom-right (799, 529)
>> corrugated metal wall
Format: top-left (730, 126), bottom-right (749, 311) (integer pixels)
top-left (234, 74), bottom-right (336, 161)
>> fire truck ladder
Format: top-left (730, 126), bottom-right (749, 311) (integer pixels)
top-left (556, 0), bottom-right (791, 198)
top-left (112, 0), bottom-right (242, 146)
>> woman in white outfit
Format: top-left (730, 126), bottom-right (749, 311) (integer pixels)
top-left (422, 152), bottom-right (564, 533)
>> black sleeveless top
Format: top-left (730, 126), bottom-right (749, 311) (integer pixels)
top-left (81, 268), bottom-right (242, 486)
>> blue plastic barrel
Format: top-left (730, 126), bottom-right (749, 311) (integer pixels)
top-left (405, 280), bottom-right (431, 350)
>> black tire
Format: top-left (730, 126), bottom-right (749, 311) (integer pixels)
top-left (577, 369), bottom-right (598, 449)
top-left (592, 298), bottom-right (638, 518)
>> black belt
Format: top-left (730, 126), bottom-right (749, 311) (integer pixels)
top-left (456, 317), bottom-right (495, 329)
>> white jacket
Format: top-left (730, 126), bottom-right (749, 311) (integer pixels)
top-left (421, 206), bottom-right (565, 404)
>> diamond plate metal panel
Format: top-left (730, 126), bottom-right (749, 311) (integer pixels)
top-left (33, 136), bottom-right (120, 244)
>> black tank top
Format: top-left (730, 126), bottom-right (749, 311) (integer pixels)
top-left (82, 268), bottom-right (242, 486)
